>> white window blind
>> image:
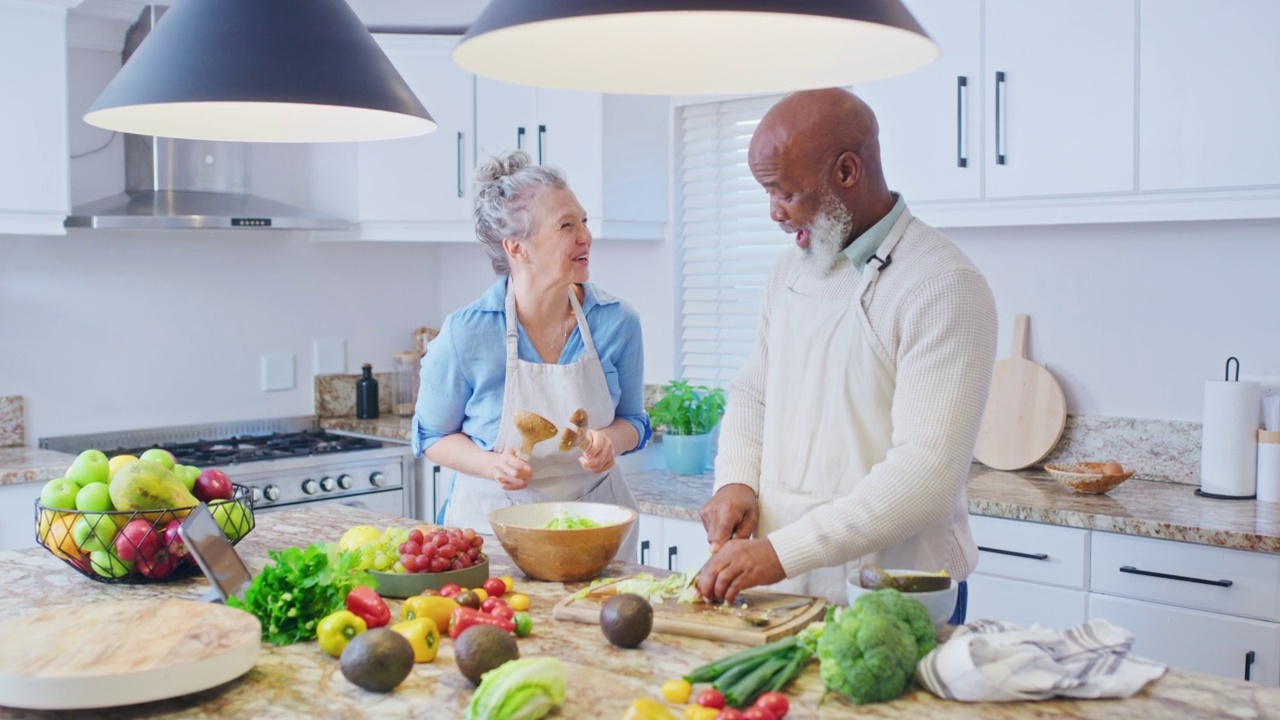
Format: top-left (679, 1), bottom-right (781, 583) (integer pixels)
top-left (676, 94), bottom-right (788, 388)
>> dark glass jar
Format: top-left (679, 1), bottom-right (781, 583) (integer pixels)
top-left (356, 363), bottom-right (379, 419)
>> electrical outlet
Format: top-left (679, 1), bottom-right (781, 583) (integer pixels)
top-left (314, 339), bottom-right (345, 375)
top-left (261, 353), bottom-right (295, 392)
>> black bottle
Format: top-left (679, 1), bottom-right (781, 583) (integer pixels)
top-left (356, 363), bottom-right (379, 419)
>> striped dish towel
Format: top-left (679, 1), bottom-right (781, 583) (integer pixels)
top-left (915, 619), bottom-right (1167, 702)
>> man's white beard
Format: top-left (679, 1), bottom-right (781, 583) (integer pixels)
top-left (797, 197), bottom-right (853, 277)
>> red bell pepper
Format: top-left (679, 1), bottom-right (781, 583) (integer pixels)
top-left (448, 606), bottom-right (516, 639)
top-left (346, 586), bottom-right (391, 628)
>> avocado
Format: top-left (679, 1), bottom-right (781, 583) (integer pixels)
top-left (859, 565), bottom-right (951, 593)
top-left (454, 624), bottom-right (520, 684)
top-left (339, 628), bottom-right (415, 692)
top-left (600, 593), bottom-right (653, 648)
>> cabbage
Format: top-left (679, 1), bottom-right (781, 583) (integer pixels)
top-left (465, 657), bottom-right (566, 720)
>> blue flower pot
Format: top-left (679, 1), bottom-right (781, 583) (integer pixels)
top-left (662, 433), bottom-right (712, 475)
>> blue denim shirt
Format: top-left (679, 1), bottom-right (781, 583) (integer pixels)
top-left (412, 277), bottom-right (652, 457)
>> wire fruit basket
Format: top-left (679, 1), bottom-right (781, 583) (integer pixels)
top-left (34, 483), bottom-right (255, 584)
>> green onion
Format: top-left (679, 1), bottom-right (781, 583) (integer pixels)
top-left (684, 636), bottom-right (797, 683)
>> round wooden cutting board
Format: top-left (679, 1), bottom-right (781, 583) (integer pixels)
top-left (0, 599), bottom-right (260, 711)
top-left (974, 313), bottom-right (1067, 471)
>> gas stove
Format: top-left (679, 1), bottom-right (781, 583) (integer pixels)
top-left (41, 417), bottom-right (415, 518)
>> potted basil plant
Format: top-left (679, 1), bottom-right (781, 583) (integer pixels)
top-left (649, 380), bottom-right (727, 475)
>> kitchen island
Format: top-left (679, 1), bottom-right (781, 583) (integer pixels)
top-left (1, 505), bottom-right (1276, 718)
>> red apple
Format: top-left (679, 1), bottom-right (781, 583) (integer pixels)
top-left (137, 550), bottom-right (178, 579)
top-left (115, 519), bottom-right (162, 562)
top-left (193, 469), bottom-right (234, 502)
top-left (162, 519), bottom-right (189, 561)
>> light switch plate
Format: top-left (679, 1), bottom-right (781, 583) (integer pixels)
top-left (261, 353), bottom-right (295, 392)
top-left (314, 339), bottom-right (345, 375)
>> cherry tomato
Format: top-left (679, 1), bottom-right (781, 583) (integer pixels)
top-left (482, 577), bottom-right (508, 598)
top-left (742, 707), bottom-right (775, 720)
top-left (695, 689), bottom-right (726, 710)
top-left (754, 692), bottom-right (788, 719)
top-left (506, 593), bottom-right (531, 611)
top-left (473, 587), bottom-right (489, 603)
top-left (456, 590), bottom-right (482, 610)
top-left (685, 706), bottom-right (720, 720)
top-left (715, 710), bottom-right (746, 720)
top-left (500, 575), bottom-right (515, 593)
top-left (439, 583), bottom-right (462, 598)
top-left (489, 603), bottom-right (515, 621)
top-left (661, 679), bottom-right (693, 704)
top-left (480, 597), bottom-right (507, 613)
top-left (513, 612), bottom-right (534, 638)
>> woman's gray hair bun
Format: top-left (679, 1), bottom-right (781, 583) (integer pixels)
top-left (473, 150), bottom-right (569, 276)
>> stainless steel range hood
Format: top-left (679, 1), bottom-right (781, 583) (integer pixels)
top-left (65, 6), bottom-right (347, 231)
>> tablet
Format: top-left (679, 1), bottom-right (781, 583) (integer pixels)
top-left (178, 503), bottom-right (254, 603)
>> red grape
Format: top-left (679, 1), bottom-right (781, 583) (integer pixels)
top-left (430, 558), bottom-right (450, 573)
top-left (470, 537), bottom-right (485, 549)
top-left (408, 529), bottom-right (424, 545)
top-left (421, 544), bottom-right (437, 559)
top-left (438, 545), bottom-right (457, 560)
top-left (403, 540), bottom-right (422, 556)
top-left (402, 554), bottom-right (420, 572)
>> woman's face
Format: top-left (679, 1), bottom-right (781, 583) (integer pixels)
top-left (517, 186), bottom-right (592, 285)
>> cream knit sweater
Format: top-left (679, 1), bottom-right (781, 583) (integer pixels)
top-left (713, 209), bottom-right (998, 580)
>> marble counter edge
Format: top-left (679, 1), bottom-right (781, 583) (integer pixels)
top-left (0, 448), bottom-right (76, 487)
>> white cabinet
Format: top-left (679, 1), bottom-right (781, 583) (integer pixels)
top-left (981, 0), bottom-right (1135, 198)
top-left (0, 0), bottom-right (76, 236)
top-left (854, 0), bottom-right (982, 203)
top-left (966, 515), bottom-right (1091, 629)
top-left (474, 78), bottom-right (605, 226)
top-left (354, 35), bottom-right (475, 242)
top-left (636, 513), bottom-right (710, 573)
top-left (0, 481), bottom-right (44, 551)
top-left (966, 574), bottom-right (1087, 630)
top-left (1138, 0), bottom-right (1280, 192)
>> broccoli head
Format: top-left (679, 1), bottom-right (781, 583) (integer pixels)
top-left (817, 604), bottom-right (918, 704)
top-left (853, 589), bottom-right (937, 661)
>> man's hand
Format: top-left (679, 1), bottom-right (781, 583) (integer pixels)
top-left (700, 484), bottom-right (759, 553)
top-left (697, 538), bottom-right (785, 604)
top-left (488, 448), bottom-right (533, 490)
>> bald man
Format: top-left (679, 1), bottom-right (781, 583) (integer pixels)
top-left (696, 88), bottom-right (998, 617)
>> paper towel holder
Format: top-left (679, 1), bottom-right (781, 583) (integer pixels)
top-left (1225, 356), bottom-right (1240, 382)
top-left (1195, 355), bottom-right (1259, 500)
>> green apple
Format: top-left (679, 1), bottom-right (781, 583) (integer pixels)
top-left (65, 450), bottom-right (109, 487)
top-left (40, 477), bottom-right (80, 511)
top-left (209, 500), bottom-right (252, 542)
top-left (89, 547), bottom-right (133, 578)
top-left (174, 464), bottom-right (200, 492)
top-left (72, 513), bottom-right (123, 552)
top-left (139, 448), bottom-right (176, 470)
top-left (74, 482), bottom-right (113, 512)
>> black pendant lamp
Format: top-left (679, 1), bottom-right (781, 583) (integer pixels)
top-left (84, 0), bottom-right (436, 143)
top-left (453, 0), bottom-right (939, 95)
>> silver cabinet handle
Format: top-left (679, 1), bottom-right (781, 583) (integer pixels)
top-left (456, 131), bottom-right (464, 198)
top-left (537, 124), bottom-right (546, 165)
top-left (995, 71), bottom-right (1007, 165)
top-left (516, 126), bottom-right (525, 150)
top-left (956, 76), bottom-right (969, 168)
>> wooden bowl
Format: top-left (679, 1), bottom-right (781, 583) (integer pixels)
top-left (1045, 462), bottom-right (1134, 494)
top-left (369, 556), bottom-right (489, 598)
top-left (487, 502), bottom-right (637, 582)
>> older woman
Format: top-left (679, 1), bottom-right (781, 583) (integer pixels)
top-left (412, 151), bottom-right (650, 559)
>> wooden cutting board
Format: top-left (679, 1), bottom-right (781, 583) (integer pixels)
top-left (552, 577), bottom-right (826, 646)
top-left (974, 313), bottom-right (1067, 471)
top-left (0, 599), bottom-right (260, 710)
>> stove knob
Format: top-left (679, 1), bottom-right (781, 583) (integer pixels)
top-left (302, 478), bottom-right (318, 495)
top-left (370, 471), bottom-right (386, 487)
top-left (337, 474), bottom-right (353, 490)
top-left (320, 476), bottom-right (336, 492)
top-left (251, 487), bottom-right (263, 504)
top-left (263, 484), bottom-right (281, 502)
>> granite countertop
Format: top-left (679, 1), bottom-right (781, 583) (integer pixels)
top-left (0, 447), bottom-right (74, 487)
top-left (1, 503), bottom-right (1275, 718)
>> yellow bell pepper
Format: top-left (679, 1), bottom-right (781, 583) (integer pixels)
top-left (390, 617), bottom-right (440, 663)
top-left (401, 595), bottom-right (432, 622)
top-left (316, 610), bottom-right (367, 658)
top-left (623, 698), bottom-right (678, 720)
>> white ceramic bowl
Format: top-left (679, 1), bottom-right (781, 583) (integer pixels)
top-left (846, 569), bottom-right (959, 626)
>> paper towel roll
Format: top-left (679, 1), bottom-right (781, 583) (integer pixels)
top-left (1257, 430), bottom-right (1280, 503)
top-left (1200, 379), bottom-right (1261, 497)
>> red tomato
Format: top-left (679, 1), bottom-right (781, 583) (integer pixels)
top-left (742, 708), bottom-right (775, 720)
top-left (754, 693), bottom-right (788, 719)
top-left (439, 583), bottom-right (462, 598)
top-left (489, 603), bottom-right (515, 621)
top-left (695, 689), bottom-right (726, 710)
top-left (715, 709), bottom-right (746, 720)
top-left (482, 576), bottom-right (508, 597)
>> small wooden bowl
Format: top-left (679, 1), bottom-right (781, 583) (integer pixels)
top-left (1045, 462), bottom-right (1134, 494)
top-left (488, 502), bottom-right (637, 582)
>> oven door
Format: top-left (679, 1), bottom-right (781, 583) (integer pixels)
top-left (254, 489), bottom-right (407, 518)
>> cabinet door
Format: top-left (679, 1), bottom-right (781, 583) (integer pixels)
top-left (0, 481), bottom-right (44, 551)
top-left (983, 0), bottom-right (1135, 198)
top-left (662, 517), bottom-right (711, 574)
top-left (966, 574), bottom-right (1087, 630)
top-left (854, 0), bottom-right (981, 202)
top-left (1090, 594), bottom-right (1280, 686)
top-left (637, 514), bottom-right (663, 568)
top-left (474, 77), bottom-right (538, 162)
top-left (534, 89), bottom-right (604, 222)
top-left (358, 36), bottom-right (474, 225)
top-left (1139, 0), bottom-right (1280, 191)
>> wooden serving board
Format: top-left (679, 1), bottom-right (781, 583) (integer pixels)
top-left (974, 313), bottom-right (1067, 471)
top-left (552, 577), bottom-right (826, 646)
top-left (0, 599), bottom-right (260, 711)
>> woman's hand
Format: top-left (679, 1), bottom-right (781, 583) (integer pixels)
top-left (488, 448), bottom-right (533, 490)
top-left (579, 430), bottom-right (616, 473)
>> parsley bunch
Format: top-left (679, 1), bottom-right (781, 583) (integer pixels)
top-left (228, 543), bottom-right (373, 645)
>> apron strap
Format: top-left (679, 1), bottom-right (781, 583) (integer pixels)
top-left (569, 285), bottom-right (600, 361)
top-left (503, 277), bottom-right (521, 373)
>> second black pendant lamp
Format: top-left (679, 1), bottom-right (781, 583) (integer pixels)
top-left (454, 0), bottom-right (939, 95)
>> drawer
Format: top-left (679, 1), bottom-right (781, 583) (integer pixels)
top-left (966, 574), bottom-right (1087, 630)
top-left (969, 515), bottom-right (1089, 589)
top-left (1091, 531), bottom-right (1280, 622)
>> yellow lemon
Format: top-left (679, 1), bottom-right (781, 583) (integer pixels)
top-left (107, 454), bottom-right (138, 479)
top-left (339, 525), bottom-right (382, 552)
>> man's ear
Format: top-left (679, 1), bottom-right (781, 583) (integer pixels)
top-left (834, 150), bottom-right (861, 188)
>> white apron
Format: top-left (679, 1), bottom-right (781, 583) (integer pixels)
top-left (757, 220), bottom-right (960, 604)
top-left (444, 281), bottom-right (639, 561)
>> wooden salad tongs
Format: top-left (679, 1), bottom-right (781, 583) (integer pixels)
top-left (513, 410), bottom-right (558, 458)
top-left (558, 408), bottom-right (589, 451)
